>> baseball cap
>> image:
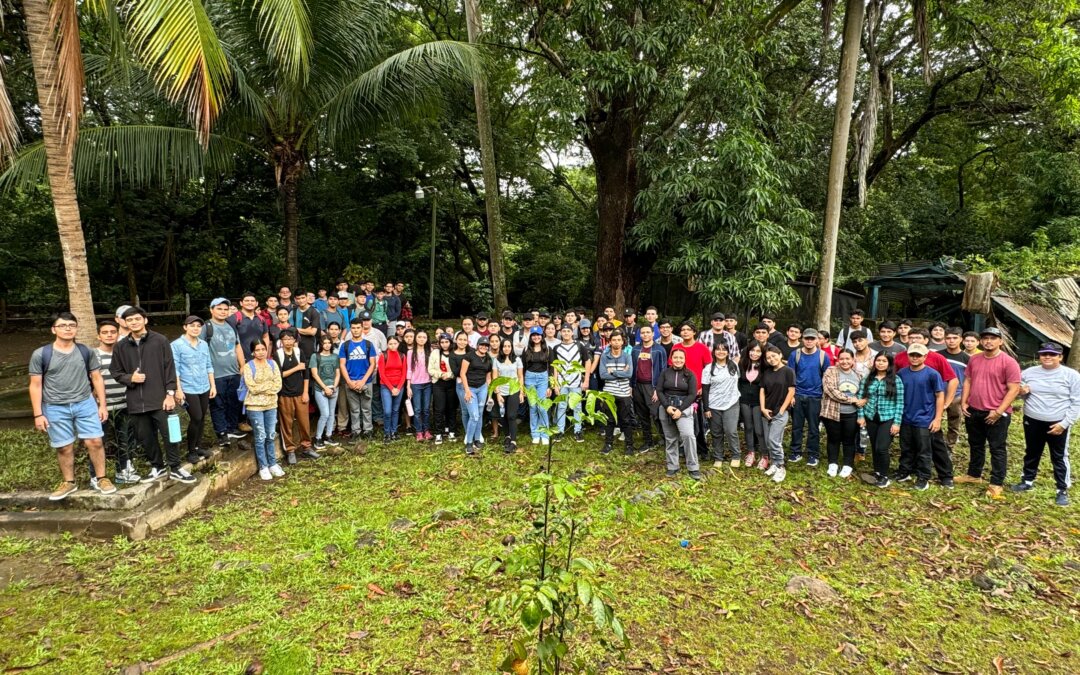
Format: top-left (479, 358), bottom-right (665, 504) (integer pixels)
top-left (183, 315), bottom-right (204, 326)
top-left (359, 311), bottom-right (372, 321)
top-left (1038, 342), bottom-right (1064, 355)
top-left (115, 304), bottom-right (133, 319)
top-left (476, 312), bottom-right (489, 320)
top-left (624, 308), bottom-right (637, 316)
top-left (711, 312), bottom-right (726, 320)
top-left (579, 319), bottom-right (592, 329)
top-left (476, 337), bottom-right (490, 346)
top-left (208, 298), bottom-right (229, 309)
top-left (529, 326), bottom-right (543, 336)
top-left (802, 328), bottom-right (819, 339)
top-left (538, 310), bottom-right (551, 318)
top-left (437, 333), bottom-right (452, 342)
top-left (907, 343), bottom-right (929, 356)
top-left (980, 327), bottom-right (1003, 338)
top-left (337, 291), bottom-right (350, 299)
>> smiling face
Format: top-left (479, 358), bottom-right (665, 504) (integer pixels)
top-left (670, 349), bottom-right (686, 368)
top-left (836, 351), bottom-right (854, 370)
top-left (765, 350), bottom-right (782, 368)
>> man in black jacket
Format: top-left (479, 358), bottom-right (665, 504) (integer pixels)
top-left (111, 307), bottom-right (196, 484)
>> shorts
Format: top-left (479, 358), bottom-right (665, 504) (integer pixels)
top-left (42, 397), bottom-right (104, 448)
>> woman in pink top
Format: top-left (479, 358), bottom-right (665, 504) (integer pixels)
top-left (407, 331), bottom-right (433, 441)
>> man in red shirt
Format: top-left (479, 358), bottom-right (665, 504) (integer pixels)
top-left (669, 322), bottom-right (711, 456)
top-left (895, 328), bottom-right (958, 486)
top-left (958, 327), bottom-right (1022, 499)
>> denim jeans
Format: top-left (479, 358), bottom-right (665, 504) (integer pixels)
top-left (524, 370), bottom-right (550, 439)
top-left (210, 374), bottom-right (242, 435)
top-left (555, 385), bottom-right (583, 434)
top-left (411, 383), bottom-right (432, 433)
top-left (380, 385), bottom-right (405, 434)
top-left (455, 381), bottom-right (469, 431)
top-left (248, 407), bottom-right (278, 469)
top-left (789, 395), bottom-right (822, 460)
top-left (463, 383), bottom-right (488, 444)
top-left (313, 387), bottom-right (339, 439)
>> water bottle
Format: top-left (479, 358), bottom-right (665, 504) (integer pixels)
top-left (859, 426), bottom-right (869, 446)
top-left (167, 412), bottom-right (183, 444)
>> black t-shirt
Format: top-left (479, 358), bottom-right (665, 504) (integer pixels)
top-left (463, 352), bottom-right (492, 388)
top-left (760, 365), bottom-right (795, 413)
top-left (449, 350), bottom-right (470, 381)
top-left (778, 341), bottom-right (798, 361)
top-left (278, 348), bottom-right (308, 397)
top-left (522, 347), bottom-right (552, 373)
top-left (295, 306), bottom-right (320, 358)
top-left (229, 313), bottom-right (268, 360)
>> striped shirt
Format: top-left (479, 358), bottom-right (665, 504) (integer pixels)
top-left (96, 348), bottom-right (128, 412)
top-left (554, 342), bottom-right (587, 388)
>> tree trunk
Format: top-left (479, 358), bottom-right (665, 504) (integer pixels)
top-left (463, 0), bottom-right (509, 312)
top-left (280, 176), bottom-right (300, 288)
top-left (23, 0), bottom-right (97, 344)
top-left (585, 109), bottom-right (648, 314)
top-left (1069, 313), bottom-right (1080, 370)
top-left (813, 0), bottom-right (865, 330)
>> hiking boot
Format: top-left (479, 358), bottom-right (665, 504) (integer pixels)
top-left (986, 484), bottom-right (1005, 500)
top-left (92, 477), bottom-right (117, 495)
top-left (287, 452), bottom-right (298, 465)
top-left (49, 481), bottom-right (77, 501)
top-left (169, 467), bottom-right (196, 484)
top-left (1010, 481), bottom-right (1034, 493)
top-left (954, 474), bottom-right (985, 484)
top-left (141, 467), bottom-right (168, 483)
top-left (269, 464), bottom-right (285, 478)
top-left (1055, 490), bottom-right (1070, 507)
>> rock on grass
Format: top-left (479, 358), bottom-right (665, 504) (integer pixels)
top-left (785, 575), bottom-right (839, 603)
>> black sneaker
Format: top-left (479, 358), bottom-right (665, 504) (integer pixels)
top-left (601, 444), bottom-right (613, 455)
top-left (196, 447), bottom-right (213, 459)
top-left (313, 438), bottom-right (326, 450)
top-left (665, 469), bottom-right (678, 477)
top-left (301, 448), bottom-right (320, 460)
top-left (894, 473), bottom-right (913, 482)
top-left (1055, 490), bottom-right (1070, 507)
top-left (350, 432), bottom-right (362, 443)
top-left (806, 458), bottom-right (819, 468)
top-left (465, 443), bottom-right (475, 456)
top-left (914, 478), bottom-right (929, 491)
top-left (141, 467), bottom-right (168, 483)
top-left (574, 432), bottom-right (584, 443)
top-left (689, 471), bottom-right (702, 481)
top-left (1010, 481), bottom-right (1034, 493)
top-left (325, 436), bottom-right (341, 447)
top-left (287, 452), bottom-right (298, 465)
top-left (217, 433), bottom-right (231, 448)
top-left (186, 451), bottom-right (201, 465)
top-left (875, 476), bottom-right (891, 489)
top-left (939, 479), bottom-right (955, 489)
top-left (623, 447), bottom-right (637, 456)
top-left (169, 467), bottom-right (197, 484)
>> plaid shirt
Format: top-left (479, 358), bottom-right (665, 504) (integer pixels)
top-left (858, 375), bottom-right (905, 426)
top-left (820, 367), bottom-right (866, 421)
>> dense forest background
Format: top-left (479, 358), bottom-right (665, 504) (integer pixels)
top-left (2, 0), bottom-right (1080, 317)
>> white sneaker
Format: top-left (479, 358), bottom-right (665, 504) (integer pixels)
top-left (839, 465), bottom-right (853, 479)
top-left (765, 464), bottom-right (778, 477)
top-left (772, 467), bottom-right (787, 483)
top-left (541, 437), bottom-right (550, 446)
top-left (269, 464), bottom-right (285, 478)
top-left (713, 460), bottom-right (724, 468)
top-left (532, 437), bottom-right (540, 445)
top-left (258, 467), bottom-right (272, 481)
top-left (827, 463), bottom-right (839, 477)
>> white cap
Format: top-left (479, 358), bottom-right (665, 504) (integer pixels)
top-left (115, 304), bottom-right (132, 320)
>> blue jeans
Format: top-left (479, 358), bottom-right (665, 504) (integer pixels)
top-left (790, 395), bottom-right (822, 460)
top-left (455, 381), bottom-right (469, 431)
top-left (411, 383), bottom-right (432, 433)
top-left (463, 383), bottom-right (488, 444)
top-left (555, 385), bottom-right (583, 434)
top-left (380, 386), bottom-right (404, 434)
top-left (313, 387), bottom-right (339, 438)
top-left (524, 370), bottom-right (550, 439)
top-left (248, 408), bottom-right (278, 469)
top-left (210, 374), bottom-right (242, 434)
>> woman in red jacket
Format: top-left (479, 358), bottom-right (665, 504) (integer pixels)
top-left (378, 336), bottom-right (408, 442)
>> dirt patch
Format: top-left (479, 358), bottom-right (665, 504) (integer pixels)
top-left (0, 554), bottom-right (76, 590)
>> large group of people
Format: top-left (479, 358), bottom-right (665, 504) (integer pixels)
top-left (28, 285), bottom-right (1078, 508)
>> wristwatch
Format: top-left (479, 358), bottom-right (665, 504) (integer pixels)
top-left (166, 390), bottom-right (175, 396)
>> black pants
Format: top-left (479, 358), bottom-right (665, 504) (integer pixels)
top-left (866, 416), bottom-right (895, 478)
top-left (693, 398), bottom-right (709, 457)
top-left (1021, 416), bottom-right (1071, 491)
top-left (499, 392), bottom-right (520, 444)
top-left (90, 408), bottom-right (139, 480)
top-left (605, 396), bottom-right (635, 450)
top-left (431, 379), bottom-right (457, 435)
top-left (929, 428), bottom-right (954, 481)
top-left (964, 408), bottom-right (1011, 485)
top-left (131, 409), bottom-right (180, 471)
top-left (631, 382), bottom-right (660, 443)
top-left (184, 392), bottom-right (210, 452)
top-left (824, 413), bottom-right (859, 467)
top-left (898, 424), bottom-right (933, 481)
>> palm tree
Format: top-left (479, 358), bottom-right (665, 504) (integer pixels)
top-left (2, 0), bottom-right (236, 342)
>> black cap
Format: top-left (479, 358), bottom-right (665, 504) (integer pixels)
top-left (624, 308), bottom-right (636, 316)
top-left (1038, 342), bottom-right (1064, 355)
top-left (359, 311), bottom-right (372, 321)
top-left (980, 326), bottom-right (1003, 338)
top-left (476, 312), bottom-right (489, 320)
top-left (711, 312), bottom-right (726, 320)
top-left (476, 337), bottom-right (490, 346)
top-left (183, 315), bottom-right (204, 326)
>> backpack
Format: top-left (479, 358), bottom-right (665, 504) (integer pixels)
top-left (40, 343), bottom-right (93, 380)
top-left (794, 349), bottom-right (828, 375)
top-left (237, 360), bottom-right (277, 403)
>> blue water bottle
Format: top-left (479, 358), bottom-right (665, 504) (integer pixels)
top-left (167, 412), bottom-right (183, 444)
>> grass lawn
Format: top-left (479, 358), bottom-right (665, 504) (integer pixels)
top-left (0, 420), bottom-right (1078, 673)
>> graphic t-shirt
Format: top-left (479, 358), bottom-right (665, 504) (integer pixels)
top-left (202, 320), bottom-right (240, 377)
top-left (339, 339), bottom-right (377, 382)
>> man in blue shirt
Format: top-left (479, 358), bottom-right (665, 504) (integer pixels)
top-left (896, 343), bottom-right (945, 490)
top-left (339, 317), bottom-right (377, 440)
top-left (787, 328), bottom-right (831, 466)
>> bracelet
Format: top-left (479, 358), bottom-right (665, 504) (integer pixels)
top-left (34, 414), bottom-right (45, 419)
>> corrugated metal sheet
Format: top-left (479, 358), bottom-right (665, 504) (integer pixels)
top-left (992, 295), bottom-right (1074, 346)
top-left (1047, 278), bottom-right (1080, 321)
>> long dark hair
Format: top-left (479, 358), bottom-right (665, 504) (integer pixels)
top-left (739, 342), bottom-right (763, 381)
top-left (861, 351), bottom-right (898, 400)
top-left (709, 342), bottom-right (738, 377)
top-left (497, 336), bottom-right (517, 364)
top-left (410, 331), bottom-right (432, 371)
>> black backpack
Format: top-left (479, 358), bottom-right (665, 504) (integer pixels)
top-left (40, 343), bottom-right (93, 379)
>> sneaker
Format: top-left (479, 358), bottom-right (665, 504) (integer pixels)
top-left (806, 458), bottom-right (819, 468)
top-left (601, 444), bottom-right (613, 455)
top-left (269, 464), bottom-right (285, 478)
top-left (465, 443), bottom-right (475, 456)
top-left (424, 431), bottom-right (433, 441)
top-left (772, 467), bottom-right (787, 483)
top-left (939, 479), bottom-right (954, 489)
top-left (1055, 490), bottom-right (1070, 507)
top-left (532, 437), bottom-right (540, 445)
top-left (196, 447), bottom-right (213, 459)
top-left (325, 436), bottom-right (341, 447)
top-left (313, 439), bottom-right (326, 450)
top-left (914, 478), bottom-right (929, 491)
top-left (114, 468), bottom-right (141, 485)
top-left (954, 474), bottom-right (986, 485)
top-left (49, 481), bottom-right (78, 501)
top-left (217, 433), bottom-right (231, 447)
top-left (875, 476), bottom-right (891, 489)
top-left (623, 446), bottom-right (637, 456)
top-left (92, 477), bottom-right (117, 495)
top-left (301, 448), bottom-right (320, 460)
top-left (765, 464), bottom-right (778, 477)
top-left (504, 440), bottom-right (515, 454)
top-left (185, 451), bottom-right (201, 465)
top-left (615, 428), bottom-right (624, 441)
top-left (552, 433), bottom-right (564, 444)
top-left (169, 467), bottom-right (196, 484)
top-left (259, 467), bottom-right (272, 481)
top-left (827, 463), bottom-right (839, 477)
top-left (435, 434), bottom-right (443, 445)
top-left (894, 473), bottom-right (912, 483)
top-left (287, 452), bottom-right (298, 465)
top-left (713, 460), bottom-right (724, 468)
top-left (448, 431), bottom-right (457, 440)
top-left (350, 432), bottom-right (362, 443)
top-left (986, 484), bottom-right (1005, 500)
top-left (666, 469), bottom-right (678, 477)
top-left (141, 467), bottom-right (168, 483)
top-left (574, 432), bottom-right (584, 443)
top-left (689, 471), bottom-right (702, 481)
top-left (416, 432), bottom-right (424, 442)
top-left (730, 458), bottom-right (740, 468)
top-left (227, 430), bottom-right (247, 440)
top-left (839, 466), bottom-right (853, 479)
top-left (541, 437), bottom-right (550, 446)
top-left (1010, 481), bottom-right (1034, 493)
top-left (789, 454), bottom-right (803, 464)
top-left (744, 452), bottom-right (755, 467)
top-left (756, 456), bottom-right (769, 471)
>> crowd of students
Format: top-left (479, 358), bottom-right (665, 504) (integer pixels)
top-left (27, 286), bottom-right (1079, 508)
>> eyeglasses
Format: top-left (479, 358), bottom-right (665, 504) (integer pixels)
top-left (54, 323), bottom-right (78, 329)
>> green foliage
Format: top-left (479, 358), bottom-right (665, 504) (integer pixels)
top-left (965, 225), bottom-right (1080, 291)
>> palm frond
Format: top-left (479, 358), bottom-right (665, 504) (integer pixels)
top-left (245, 0), bottom-right (313, 85)
top-left (0, 124), bottom-right (257, 193)
top-left (48, 0), bottom-right (85, 155)
top-left (319, 40), bottom-right (482, 145)
top-left (126, 0), bottom-right (231, 144)
top-left (0, 58), bottom-right (18, 158)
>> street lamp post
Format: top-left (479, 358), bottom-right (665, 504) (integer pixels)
top-left (414, 186), bottom-right (438, 319)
